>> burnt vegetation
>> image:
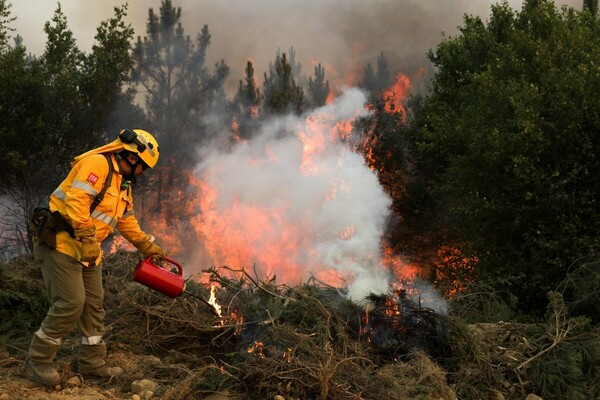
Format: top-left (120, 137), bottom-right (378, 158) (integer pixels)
top-left (2, 0), bottom-right (600, 398)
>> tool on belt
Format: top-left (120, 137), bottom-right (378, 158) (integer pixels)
top-left (29, 154), bottom-right (114, 248)
top-left (133, 256), bottom-right (220, 315)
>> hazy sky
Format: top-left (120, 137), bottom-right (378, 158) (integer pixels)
top-left (8, 0), bottom-right (582, 93)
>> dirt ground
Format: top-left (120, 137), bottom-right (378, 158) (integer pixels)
top-left (0, 343), bottom-right (185, 400)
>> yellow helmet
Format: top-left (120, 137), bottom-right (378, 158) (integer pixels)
top-left (118, 129), bottom-right (160, 168)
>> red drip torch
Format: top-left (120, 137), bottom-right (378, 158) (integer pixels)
top-left (132, 256), bottom-right (220, 316)
top-left (133, 256), bottom-right (186, 297)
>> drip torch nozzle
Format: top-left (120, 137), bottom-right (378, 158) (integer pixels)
top-left (132, 256), bottom-right (222, 317)
top-left (184, 290), bottom-right (221, 317)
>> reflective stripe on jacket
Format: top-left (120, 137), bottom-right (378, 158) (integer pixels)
top-left (49, 153), bottom-right (149, 264)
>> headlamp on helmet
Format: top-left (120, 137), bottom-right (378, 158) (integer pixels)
top-left (118, 129), bottom-right (160, 168)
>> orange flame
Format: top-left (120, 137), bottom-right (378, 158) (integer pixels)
top-left (382, 245), bottom-right (421, 280)
top-left (189, 176), bottom-right (313, 284)
top-left (433, 246), bottom-right (478, 298)
top-left (382, 72), bottom-right (411, 117)
top-left (208, 284), bottom-right (222, 317)
top-left (247, 341), bottom-right (264, 358)
top-left (182, 95), bottom-right (385, 292)
top-left (139, 89), bottom-right (464, 303)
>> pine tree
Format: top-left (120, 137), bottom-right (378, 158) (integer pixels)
top-left (131, 0), bottom-right (229, 159)
top-left (263, 52), bottom-right (306, 115)
top-left (130, 0), bottom-right (230, 226)
top-left (360, 52), bottom-right (393, 95)
top-left (232, 60), bottom-right (260, 140)
top-left (288, 46), bottom-right (302, 79)
top-left (584, 0), bottom-right (598, 16)
top-left (308, 63), bottom-right (330, 107)
top-left (0, 0), bottom-right (15, 51)
top-left (360, 63), bottom-right (376, 93)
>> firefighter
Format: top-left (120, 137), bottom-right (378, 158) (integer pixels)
top-left (26, 129), bottom-right (166, 385)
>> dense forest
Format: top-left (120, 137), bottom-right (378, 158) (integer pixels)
top-left (2, 0), bottom-right (600, 397)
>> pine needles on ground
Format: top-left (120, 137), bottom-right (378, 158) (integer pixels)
top-left (3, 252), bottom-right (600, 399)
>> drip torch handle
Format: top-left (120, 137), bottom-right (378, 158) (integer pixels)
top-left (144, 255), bottom-right (183, 276)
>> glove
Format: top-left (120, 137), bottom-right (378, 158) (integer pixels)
top-left (75, 225), bottom-right (100, 264)
top-left (80, 236), bottom-right (101, 263)
top-left (136, 235), bottom-right (165, 262)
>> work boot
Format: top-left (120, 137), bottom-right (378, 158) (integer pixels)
top-left (26, 330), bottom-right (62, 385)
top-left (77, 342), bottom-right (122, 378)
top-left (79, 365), bottom-right (124, 378)
top-left (25, 358), bottom-right (61, 386)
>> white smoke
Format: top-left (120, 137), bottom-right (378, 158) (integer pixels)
top-left (194, 87), bottom-right (392, 302)
top-left (408, 279), bottom-right (450, 315)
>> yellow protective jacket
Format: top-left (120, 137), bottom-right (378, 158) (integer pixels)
top-left (49, 151), bottom-right (150, 265)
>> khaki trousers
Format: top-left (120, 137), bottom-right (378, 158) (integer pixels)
top-left (29, 243), bottom-right (107, 368)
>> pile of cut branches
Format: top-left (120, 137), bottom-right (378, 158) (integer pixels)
top-left (102, 254), bottom-right (455, 399)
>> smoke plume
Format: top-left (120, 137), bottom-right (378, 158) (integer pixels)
top-left (10, 0), bottom-right (583, 95)
top-left (189, 87), bottom-right (392, 302)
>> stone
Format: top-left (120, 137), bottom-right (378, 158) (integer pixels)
top-left (65, 376), bottom-right (82, 387)
top-left (446, 388), bottom-right (458, 400)
top-left (525, 395), bottom-right (543, 400)
top-left (131, 379), bottom-right (157, 394)
top-left (146, 356), bottom-right (161, 366)
top-left (491, 390), bottom-right (506, 400)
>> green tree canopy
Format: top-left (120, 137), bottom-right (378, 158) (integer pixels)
top-left (0, 0), bottom-right (15, 51)
top-left (0, 4), bottom-right (134, 252)
top-left (413, 0), bottom-right (600, 311)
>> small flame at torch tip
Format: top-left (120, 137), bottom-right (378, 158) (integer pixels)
top-left (208, 285), bottom-right (222, 317)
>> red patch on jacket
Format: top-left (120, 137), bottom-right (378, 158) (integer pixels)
top-left (86, 172), bottom-right (99, 185)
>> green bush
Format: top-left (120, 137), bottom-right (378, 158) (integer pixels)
top-left (0, 257), bottom-right (48, 353)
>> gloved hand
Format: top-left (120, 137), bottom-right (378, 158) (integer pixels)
top-left (80, 236), bottom-right (101, 263)
top-left (75, 225), bottom-right (100, 264)
top-left (135, 235), bottom-right (165, 262)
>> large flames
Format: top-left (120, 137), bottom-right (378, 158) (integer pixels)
top-left (183, 88), bottom-right (393, 301)
top-left (112, 68), bottom-right (472, 309)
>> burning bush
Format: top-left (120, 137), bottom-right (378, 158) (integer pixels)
top-left (432, 245), bottom-right (478, 299)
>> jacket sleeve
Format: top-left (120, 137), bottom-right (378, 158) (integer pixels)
top-left (116, 196), bottom-right (151, 246)
top-left (64, 155), bottom-right (110, 232)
